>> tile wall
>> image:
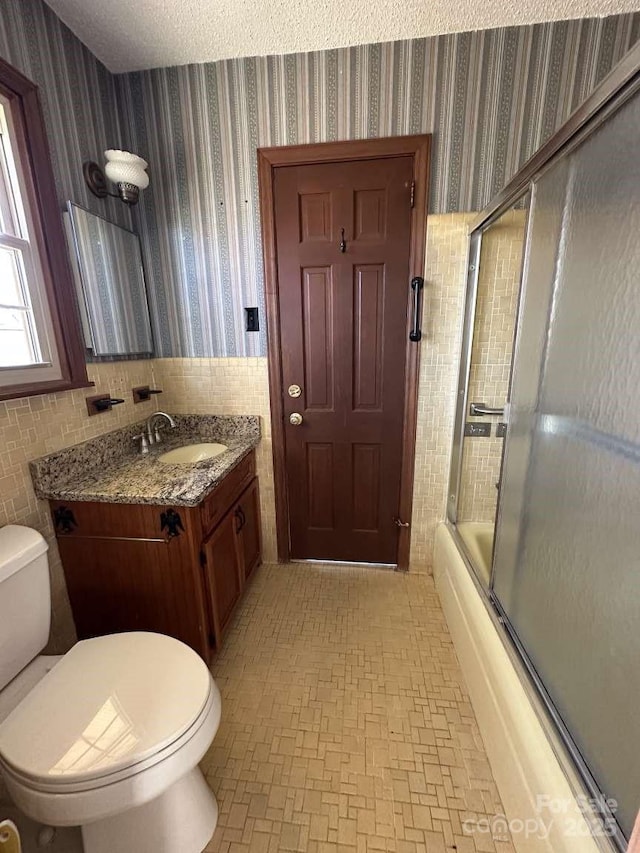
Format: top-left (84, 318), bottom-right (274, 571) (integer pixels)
top-left (0, 360), bottom-right (156, 651)
top-left (458, 210), bottom-right (527, 523)
top-left (409, 214), bottom-right (475, 569)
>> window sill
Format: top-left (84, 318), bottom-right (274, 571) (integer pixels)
top-left (0, 377), bottom-right (95, 403)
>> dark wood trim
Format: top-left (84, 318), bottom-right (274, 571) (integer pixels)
top-left (258, 148), bottom-right (291, 562)
top-left (0, 378), bottom-right (93, 403)
top-left (257, 135), bottom-right (431, 570)
top-left (258, 135), bottom-right (432, 166)
top-left (0, 57), bottom-right (88, 401)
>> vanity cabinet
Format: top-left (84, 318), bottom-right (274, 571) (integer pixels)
top-left (202, 511), bottom-right (242, 637)
top-left (236, 478), bottom-right (261, 582)
top-left (50, 451), bottom-right (261, 662)
top-left (201, 477), bottom-right (262, 640)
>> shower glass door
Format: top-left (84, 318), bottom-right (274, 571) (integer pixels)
top-left (452, 200), bottom-right (528, 587)
top-left (492, 82), bottom-right (640, 842)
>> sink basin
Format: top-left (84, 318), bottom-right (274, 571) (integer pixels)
top-left (158, 443), bottom-right (228, 464)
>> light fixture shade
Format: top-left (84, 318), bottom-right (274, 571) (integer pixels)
top-left (104, 149), bottom-right (150, 190)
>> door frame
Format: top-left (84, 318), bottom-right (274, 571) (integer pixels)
top-left (257, 135), bottom-right (431, 570)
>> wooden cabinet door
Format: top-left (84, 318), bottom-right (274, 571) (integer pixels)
top-left (202, 509), bottom-right (242, 640)
top-left (57, 535), bottom-right (210, 659)
top-left (236, 478), bottom-right (261, 581)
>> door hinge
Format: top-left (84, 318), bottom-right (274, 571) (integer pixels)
top-left (199, 549), bottom-right (206, 568)
top-left (410, 181), bottom-right (415, 208)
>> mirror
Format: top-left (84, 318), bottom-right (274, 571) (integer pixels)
top-left (64, 202), bottom-right (153, 356)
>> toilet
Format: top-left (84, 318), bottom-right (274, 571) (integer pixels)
top-left (0, 525), bottom-right (222, 853)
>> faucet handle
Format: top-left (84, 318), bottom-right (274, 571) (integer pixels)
top-left (133, 433), bottom-right (150, 455)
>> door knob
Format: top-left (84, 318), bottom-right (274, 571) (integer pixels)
top-left (289, 413), bottom-right (303, 426)
top-left (288, 384), bottom-right (302, 398)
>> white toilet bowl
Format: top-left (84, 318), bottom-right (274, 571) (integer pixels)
top-left (0, 527), bottom-right (221, 853)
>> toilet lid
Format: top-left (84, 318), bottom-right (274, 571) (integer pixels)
top-left (0, 633), bottom-right (212, 785)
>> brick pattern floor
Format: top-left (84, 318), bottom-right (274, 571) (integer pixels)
top-left (202, 563), bottom-right (514, 853)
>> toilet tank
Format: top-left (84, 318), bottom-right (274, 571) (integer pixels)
top-left (0, 526), bottom-right (51, 691)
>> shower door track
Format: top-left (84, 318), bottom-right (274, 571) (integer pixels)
top-left (489, 592), bottom-right (626, 851)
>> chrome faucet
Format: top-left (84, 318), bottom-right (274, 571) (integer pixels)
top-left (145, 411), bottom-right (176, 445)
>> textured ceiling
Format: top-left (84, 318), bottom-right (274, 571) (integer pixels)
top-left (45, 0), bottom-right (640, 73)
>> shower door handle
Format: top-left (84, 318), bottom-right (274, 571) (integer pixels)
top-left (470, 402), bottom-right (504, 417)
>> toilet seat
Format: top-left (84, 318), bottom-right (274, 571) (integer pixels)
top-left (0, 632), bottom-right (222, 827)
top-left (1, 681), bottom-right (217, 793)
top-left (0, 631), bottom-right (211, 785)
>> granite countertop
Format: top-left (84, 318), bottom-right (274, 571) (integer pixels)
top-left (30, 414), bottom-right (261, 507)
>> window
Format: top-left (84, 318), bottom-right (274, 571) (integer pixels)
top-left (0, 59), bottom-right (88, 400)
top-left (0, 96), bottom-right (60, 377)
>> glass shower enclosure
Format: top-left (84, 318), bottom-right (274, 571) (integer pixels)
top-left (446, 41), bottom-right (640, 848)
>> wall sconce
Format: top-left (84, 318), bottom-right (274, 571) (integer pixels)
top-left (83, 150), bottom-right (149, 205)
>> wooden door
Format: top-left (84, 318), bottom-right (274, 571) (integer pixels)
top-left (274, 156), bottom-right (414, 563)
top-left (202, 509), bottom-right (242, 639)
top-left (236, 478), bottom-right (262, 580)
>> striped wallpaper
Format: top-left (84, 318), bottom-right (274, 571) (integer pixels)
top-left (117, 14), bottom-right (640, 358)
top-left (0, 2), bottom-right (638, 360)
top-left (0, 0), bottom-right (132, 232)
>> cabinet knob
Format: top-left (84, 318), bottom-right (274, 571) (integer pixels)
top-left (289, 413), bottom-right (303, 426)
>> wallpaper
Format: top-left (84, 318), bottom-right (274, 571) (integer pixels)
top-left (117, 14), bottom-right (639, 358)
top-left (0, 0), bottom-right (132, 230)
top-left (0, 2), bottom-right (638, 362)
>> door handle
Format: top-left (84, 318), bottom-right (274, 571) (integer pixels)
top-left (289, 413), bottom-right (303, 425)
top-left (394, 517), bottom-right (410, 528)
top-left (409, 277), bottom-right (424, 342)
top-left (234, 508), bottom-right (243, 533)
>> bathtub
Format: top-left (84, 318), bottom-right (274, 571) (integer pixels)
top-left (456, 520), bottom-right (494, 584)
top-left (433, 523), bottom-right (603, 853)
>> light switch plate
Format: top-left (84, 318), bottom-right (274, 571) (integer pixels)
top-left (245, 307), bottom-right (259, 332)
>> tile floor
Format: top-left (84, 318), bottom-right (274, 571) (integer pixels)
top-left (202, 563), bottom-right (514, 853)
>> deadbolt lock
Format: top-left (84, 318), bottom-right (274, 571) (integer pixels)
top-left (289, 413), bottom-right (303, 426)
top-left (288, 384), bottom-right (302, 398)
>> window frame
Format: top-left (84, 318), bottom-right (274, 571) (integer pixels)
top-left (0, 57), bottom-right (90, 401)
